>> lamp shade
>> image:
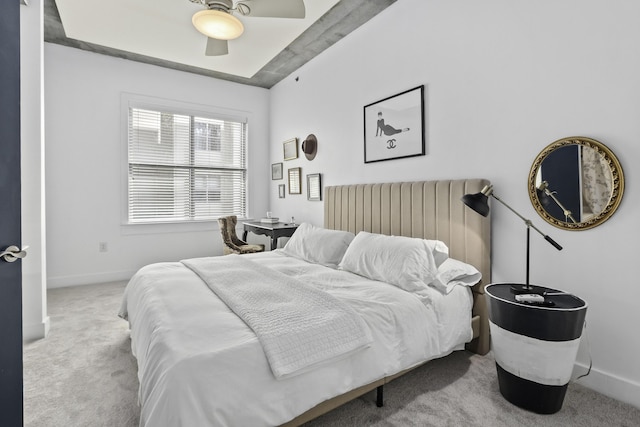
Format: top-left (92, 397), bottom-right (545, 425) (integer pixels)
top-left (461, 192), bottom-right (490, 217)
top-left (192, 10), bottom-right (244, 40)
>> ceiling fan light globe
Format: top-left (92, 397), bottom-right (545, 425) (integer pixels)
top-left (192, 10), bottom-right (244, 40)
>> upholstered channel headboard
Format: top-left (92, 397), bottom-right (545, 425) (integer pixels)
top-left (323, 179), bottom-right (491, 355)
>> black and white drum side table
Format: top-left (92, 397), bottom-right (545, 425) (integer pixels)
top-left (485, 283), bottom-right (588, 414)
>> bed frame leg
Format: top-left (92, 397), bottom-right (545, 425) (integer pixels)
top-left (376, 385), bottom-right (384, 407)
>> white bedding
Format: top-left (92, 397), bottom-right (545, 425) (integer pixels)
top-left (119, 250), bottom-right (473, 427)
top-left (181, 255), bottom-right (372, 378)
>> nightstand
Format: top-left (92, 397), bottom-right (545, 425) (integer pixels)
top-left (485, 283), bottom-right (588, 414)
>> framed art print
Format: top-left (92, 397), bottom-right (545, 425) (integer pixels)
top-left (288, 167), bottom-right (301, 194)
top-left (278, 184), bottom-right (286, 198)
top-left (283, 138), bottom-right (298, 160)
top-left (271, 162), bottom-right (283, 180)
top-left (307, 173), bottom-right (322, 201)
top-left (363, 85), bottom-right (425, 163)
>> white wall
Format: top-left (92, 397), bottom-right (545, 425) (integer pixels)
top-left (269, 0), bottom-right (640, 408)
top-left (44, 44), bottom-right (271, 287)
top-left (21, 0), bottom-right (49, 341)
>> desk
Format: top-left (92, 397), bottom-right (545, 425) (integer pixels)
top-left (242, 222), bottom-right (299, 250)
top-left (486, 283), bottom-right (587, 414)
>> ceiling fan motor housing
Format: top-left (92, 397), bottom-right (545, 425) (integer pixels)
top-left (205, 0), bottom-right (234, 12)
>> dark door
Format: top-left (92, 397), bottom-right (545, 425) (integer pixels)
top-left (0, 0), bottom-right (24, 425)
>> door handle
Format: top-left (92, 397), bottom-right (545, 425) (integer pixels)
top-left (0, 245), bottom-right (28, 263)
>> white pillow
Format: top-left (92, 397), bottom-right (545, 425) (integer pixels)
top-left (338, 232), bottom-right (440, 293)
top-left (282, 223), bottom-right (355, 268)
top-left (425, 239), bottom-right (449, 267)
top-left (428, 258), bottom-right (482, 294)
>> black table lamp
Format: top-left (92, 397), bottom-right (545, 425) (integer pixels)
top-left (462, 184), bottom-right (563, 294)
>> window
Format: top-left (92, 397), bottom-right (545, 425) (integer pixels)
top-left (126, 103), bottom-right (247, 223)
top-left (193, 120), bottom-right (222, 152)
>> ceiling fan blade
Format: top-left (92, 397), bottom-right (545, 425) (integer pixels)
top-left (243, 0), bottom-right (306, 19)
top-left (205, 37), bottom-right (229, 56)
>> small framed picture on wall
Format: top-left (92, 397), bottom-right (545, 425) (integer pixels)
top-left (288, 167), bottom-right (302, 194)
top-left (278, 184), bottom-right (286, 198)
top-left (307, 173), bottom-right (322, 201)
top-left (283, 138), bottom-right (298, 160)
top-left (271, 162), bottom-right (283, 180)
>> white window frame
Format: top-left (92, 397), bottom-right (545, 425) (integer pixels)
top-left (120, 93), bottom-right (250, 234)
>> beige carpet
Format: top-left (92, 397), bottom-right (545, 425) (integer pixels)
top-left (24, 281), bottom-right (640, 426)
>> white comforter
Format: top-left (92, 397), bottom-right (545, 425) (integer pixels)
top-left (181, 255), bottom-right (373, 378)
top-left (119, 251), bottom-right (473, 427)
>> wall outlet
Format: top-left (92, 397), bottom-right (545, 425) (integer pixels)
top-left (99, 242), bottom-right (108, 252)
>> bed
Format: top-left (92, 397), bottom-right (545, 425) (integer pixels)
top-left (119, 179), bottom-right (491, 426)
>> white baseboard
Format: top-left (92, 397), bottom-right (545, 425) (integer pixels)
top-left (573, 361), bottom-right (640, 410)
top-left (23, 316), bottom-right (50, 342)
top-left (47, 270), bottom-right (135, 289)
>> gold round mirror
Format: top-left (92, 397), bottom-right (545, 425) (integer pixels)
top-left (528, 136), bottom-right (624, 230)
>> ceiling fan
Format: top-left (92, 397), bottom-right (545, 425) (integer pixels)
top-left (189, 0), bottom-right (306, 56)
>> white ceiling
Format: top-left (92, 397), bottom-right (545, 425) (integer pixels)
top-left (54, 0), bottom-right (340, 79)
top-left (44, 0), bottom-right (397, 88)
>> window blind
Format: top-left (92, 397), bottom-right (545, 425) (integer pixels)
top-left (127, 107), bottom-right (247, 223)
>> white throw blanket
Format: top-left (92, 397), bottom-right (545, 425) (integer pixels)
top-left (181, 255), bottom-right (372, 379)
